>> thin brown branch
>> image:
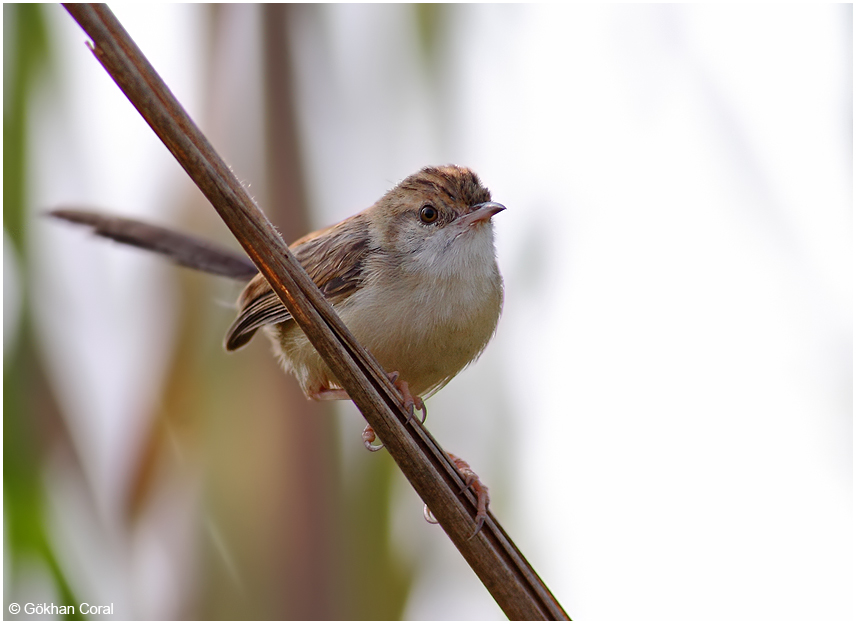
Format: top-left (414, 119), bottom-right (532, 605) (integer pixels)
top-left (62, 4), bottom-right (570, 620)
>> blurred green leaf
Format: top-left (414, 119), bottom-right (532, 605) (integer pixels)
top-left (3, 4), bottom-right (82, 619)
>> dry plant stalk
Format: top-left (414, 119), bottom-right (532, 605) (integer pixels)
top-left (62, 4), bottom-right (569, 620)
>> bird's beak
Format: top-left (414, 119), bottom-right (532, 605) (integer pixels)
top-left (457, 202), bottom-right (507, 229)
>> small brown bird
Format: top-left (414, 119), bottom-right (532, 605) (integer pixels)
top-left (51, 164), bottom-right (505, 527)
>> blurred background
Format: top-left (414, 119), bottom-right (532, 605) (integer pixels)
top-left (3, 4), bottom-right (851, 620)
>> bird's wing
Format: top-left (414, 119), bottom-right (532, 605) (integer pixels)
top-left (224, 214), bottom-right (372, 351)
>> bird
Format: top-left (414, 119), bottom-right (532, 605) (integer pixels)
top-left (50, 164), bottom-right (505, 529)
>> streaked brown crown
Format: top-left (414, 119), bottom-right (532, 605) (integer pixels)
top-left (395, 165), bottom-right (492, 209)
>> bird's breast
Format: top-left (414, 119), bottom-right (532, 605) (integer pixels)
top-left (338, 263), bottom-right (503, 397)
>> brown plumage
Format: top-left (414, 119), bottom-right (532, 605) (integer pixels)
top-left (227, 165), bottom-right (505, 402)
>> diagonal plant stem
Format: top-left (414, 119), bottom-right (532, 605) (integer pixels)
top-left (62, 4), bottom-right (570, 620)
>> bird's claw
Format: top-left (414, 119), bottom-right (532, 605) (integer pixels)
top-left (386, 371), bottom-right (427, 424)
top-left (362, 424), bottom-right (384, 452)
top-left (423, 504), bottom-right (439, 525)
top-left (410, 398), bottom-right (427, 425)
top-left (361, 373), bottom-right (427, 452)
top-left (421, 453), bottom-right (490, 539)
top-left (449, 453), bottom-right (490, 539)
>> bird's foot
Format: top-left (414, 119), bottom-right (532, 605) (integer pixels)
top-left (311, 376), bottom-right (425, 452)
top-left (361, 424), bottom-right (384, 452)
top-left (424, 452), bottom-right (490, 538)
top-left (386, 371), bottom-right (426, 424)
top-left (360, 372), bottom-right (427, 452)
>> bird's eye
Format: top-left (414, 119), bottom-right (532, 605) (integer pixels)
top-left (419, 205), bottom-right (439, 224)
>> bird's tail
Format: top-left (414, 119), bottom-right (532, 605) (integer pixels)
top-left (48, 208), bottom-right (258, 281)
